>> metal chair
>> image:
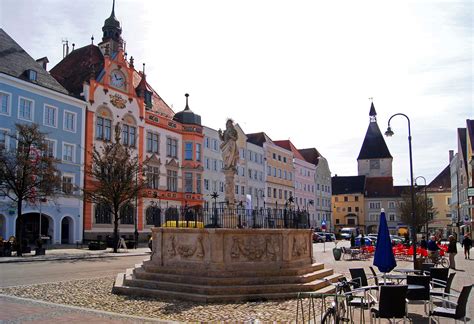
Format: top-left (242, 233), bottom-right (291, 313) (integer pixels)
top-left (370, 285), bottom-right (409, 324)
top-left (369, 266), bottom-right (394, 286)
top-left (406, 274), bottom-right (431, 315)
top-left (429, 267), bottom-right (449, 289)
top-left (349, 268), bottom-right (369, 288)
top-left (338, 277), bottom-right (377, 323)
top-left (429, 285), bottom-right (473, 324)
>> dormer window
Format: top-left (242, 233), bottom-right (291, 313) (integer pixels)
top-left (27, 69), bottom-right (37, 81)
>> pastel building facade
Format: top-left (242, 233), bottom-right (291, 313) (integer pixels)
top-left (0, 29), bottom-right (86, 244)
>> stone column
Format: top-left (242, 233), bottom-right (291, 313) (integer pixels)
top-left (223, 168), bottom-right (236, 208)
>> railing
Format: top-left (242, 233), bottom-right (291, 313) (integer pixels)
top-left (155, 206), bottom-right (311, 229)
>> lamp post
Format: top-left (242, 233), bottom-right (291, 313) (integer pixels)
top-left (385, 113), bottom-right (417, 267)
top-left (414, 176), bottom-right (428, 236)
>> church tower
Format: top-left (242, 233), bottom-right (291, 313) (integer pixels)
top-left (99, 0), bottom-right (123, 55)
top-left (357, 102), bottom-right (393, 178)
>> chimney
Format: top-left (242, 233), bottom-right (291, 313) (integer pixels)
top-left (36, 57), bottom-right (49, 70)
top-left (449, 150), bottom-right (454, 162)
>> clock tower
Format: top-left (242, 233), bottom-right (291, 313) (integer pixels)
top-left (99, 0), bottom-right (123, 55)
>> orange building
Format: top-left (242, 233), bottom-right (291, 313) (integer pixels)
top-left (50, 4), bottom-right (203, 240)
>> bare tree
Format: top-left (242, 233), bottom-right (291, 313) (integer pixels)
top-left (399, 190), bottom-right (437, 233)
top-left (83, 123), bottom-right (144, 252)
top-left (0, 124), bottom-right (61, 256)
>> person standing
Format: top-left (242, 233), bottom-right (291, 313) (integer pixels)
top-left (427, 235), bottom-right (440, 262)
top-left (462, 233), bottom-right (472, 259)
top-left (447, 235), bottom-right (457, 270)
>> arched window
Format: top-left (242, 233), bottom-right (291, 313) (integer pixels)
top-left (95, 203), bottom-right (111, 224)
top-left (95, 107), bottom-right (113, 141)
top-left (120, 203), bottom-right (135, 224)
top-left (146, 206), bottom-right (161, 226)
top-left (121, 114), bottom-right (137, 147)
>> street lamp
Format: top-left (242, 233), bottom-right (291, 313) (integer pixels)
top-left (414, 176), bottom-right (428, 236)
top-left (385, 113), bottom-right (417, 267)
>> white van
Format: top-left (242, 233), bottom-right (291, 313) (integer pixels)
top-left (340, 227), bottom-right (357, 240)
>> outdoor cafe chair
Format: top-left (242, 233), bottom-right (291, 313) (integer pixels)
top-left (338, 277), bottom-right (377, 323)
top-left (429, 284), bottom-right (473, 324)
top-left (429, 268), bottom-right (449, 289)
top-left (370, 285), bottom-right (409, 324)
top-left (349, 268), bottom-right (379, 289)
top-left (430, 273), bottom-right (457, 307)
top-left (406, 274), bottom-right (431, 315)
top-left (369, 266), bottom-right (394, 286)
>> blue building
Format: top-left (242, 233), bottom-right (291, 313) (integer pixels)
top-left (0, 29), bottom-right (86, 244)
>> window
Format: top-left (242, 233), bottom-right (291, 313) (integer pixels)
top-left (95, 203), bottom-right (111, 224)
top-left (344, 196), bottom-right (348, 202)
top-left (267, 166), bottom-right (271, 175)
top-left (146, 206), bottom-right (161, 226)
top-left (369, 201), bottom-right (381, 209)
top-left (336, 219), bottom-right (340, 224)
top-left (27, 69), bottom-right (37, 81)
top-left (355, 196), bottom-right (359, 202)
top-left (278, 169), bottom-right (282, 178)
top-left (62, 143), bottom-right (75, 162)
top-left (283, 157), bottom-right (287, 163)
top-left (122, 124), bottom-right (136, 147)
top-left (289, 172), bottom-right (292, 181)
top-left (268, 187), bottom-right (272, 197)
top-left (388, 201), bottom-right (396, 209)
top-left (147, 166), bottom-right (160, 189)
top-left (446, 213), bottom-right (451, 218)
top-left (196, 174), bottom-right (202, 194)
top-left (273, 167), bottom-right (276, 177)
top-left (62, 175), bottom-right (74, 194)
top-left (0, 92), bottom-right (10, 115)
top-left (447, 197), bottom-right (451, 205)
top-left (272, 153), bottom-right (276, 159)
top-left (235, 185), bottom-right (239, 195)
top-left (284, 190), bottom-right (288, 200)
top-left (184, 172), bottom-right (193, 192)
top-left (212, 139), bottom-right (218, 151)
top-left (43, 105), bottom-right (57, 127)
top-left (167, 170), bottom-right (178, 191)
top-left (389, 214), bottom-right (396, 221)
top-left (213, 159), bottom-right (218, 171)
top-left (204, 179), bottom-right (209, 191)
top-left (219, 181), bottom-right (224, 192)
top-left (43, 139), bottom-right (56, 157)
top-left (196, 143), bottom-right (201, 161)
top-left (355, 207), bottom-right (359, 212)
top-left (0, 129), bottom-right (7, 151)
top-left (348, 207), bottom-right (352, 212)
top-left (279, 189), bottom-right (282, 199)
top-left (120, 204), bottom-right (134, 224)
top-left (96, 117), bottom-right (112, 141)
top-left (185, 142), bottom-right (193, 160)
top-left (278, 155), bottom-right (281, 161)
top-left (205, 137), bottom-right (210, 148)
top-left (205, 158), bottom-right (210, 170)
top-left (146, 132), bottom-right (159, 153)
top-left (64, 111), bottom-right (76, 132)
top-left (19, 97), bottom-right (33, 121)
top-left (167, 138), bottom-right (178, 158)
top-left (273, 188), bottom-right (277, 198)
top-left (241, 186), bottom-right (245, 195)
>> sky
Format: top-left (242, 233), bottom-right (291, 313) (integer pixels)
top-left (1, 0), bottom-right (472, 185)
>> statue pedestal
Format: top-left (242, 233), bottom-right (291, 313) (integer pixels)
top-left (223, 168), bottom-right (236, 206)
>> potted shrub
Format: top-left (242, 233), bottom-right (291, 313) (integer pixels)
top-left (333, 240), bottom-right (342, 261)
top-left (35, 238), bottom-right (46, 256)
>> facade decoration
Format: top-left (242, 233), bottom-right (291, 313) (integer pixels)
top-left (230, 235), bottom-right (280, 261)
top-left (109, 93), bottom-right (127, 109)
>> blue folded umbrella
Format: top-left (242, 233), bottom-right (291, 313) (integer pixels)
top-left (373, 209), bottom-right (397, 273)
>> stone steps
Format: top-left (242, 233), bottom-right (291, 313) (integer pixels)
top-left (133, 267), bottom-right (335, 286)
top-left (113, 272), bottom-right (343, 303)
top-left (141, 261), bottom-right (325, 277)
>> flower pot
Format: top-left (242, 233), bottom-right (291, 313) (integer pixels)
top-left (333, 247), bottom-right (342, 261)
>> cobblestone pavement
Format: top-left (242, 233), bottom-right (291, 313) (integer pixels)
top-left (0, 241), bottom-right (472, 322)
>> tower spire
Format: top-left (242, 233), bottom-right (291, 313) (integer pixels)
top-left (185, 93), bottom-right (190, 110)
top-left (369, 101), bottom-right (377, 122)
top-left (111, 0), bottom-right (116, 17)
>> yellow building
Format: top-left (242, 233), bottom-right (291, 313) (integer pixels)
top-left (331, 176), bottom-right (366, 233)
top-left (425, 165), bottom-right (452, 235)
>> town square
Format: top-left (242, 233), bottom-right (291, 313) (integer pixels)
top-left (0, 0), bottom-right (472, 322)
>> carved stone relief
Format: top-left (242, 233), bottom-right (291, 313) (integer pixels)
top-left (230, 235), bottom-right (280, 261)
top-left (292, 235), bottom-right (308, 257)
top-left (167, 235), bottom-right (204, 259)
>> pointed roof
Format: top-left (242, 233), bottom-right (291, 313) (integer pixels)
top-left (299, 148), bottom-right (322, 165)
top-left (0, 29), bottom-right (69, 94)
top-left (173, 93), bottom-right (201, 125)
top-left (357, 120), bottom-right (392, 160)
top-left (273, 140), bottom-right (305, 160)
top-left (331, 175), bottom-right (366, 195)
top-left (467, 119), bottom-right (474, 155)
top-left (369, 102), bottom-right (376, 117)
top-left (427, 165), bottom-right (451, 192)
top-left (458, 128), bottom-right (468, 171)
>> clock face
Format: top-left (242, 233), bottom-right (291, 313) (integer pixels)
top-left (110, 70), bottom-right (125, 89)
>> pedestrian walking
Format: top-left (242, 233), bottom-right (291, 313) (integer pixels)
top-left (447, 235), bottom-right (457, 270)
top-left (461, 233), bottom-right (472, 259)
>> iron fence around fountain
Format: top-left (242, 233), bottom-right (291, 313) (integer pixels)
top-left (158, 206), bottom-right (310, 229)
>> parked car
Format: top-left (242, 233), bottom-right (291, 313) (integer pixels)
top-left (354, 237), bottom-right (373, 247)
top-left (367, 234), bottom-right (378, 240)
top-left (340, 227), bottom-right (357, 240)
top-left (324, 233), bottom-right (337, 242)
top-left (312, 232), bottom-right (326, 243)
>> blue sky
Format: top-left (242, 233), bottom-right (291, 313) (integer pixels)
top-left (1, 0), bottom-right (472, 185)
